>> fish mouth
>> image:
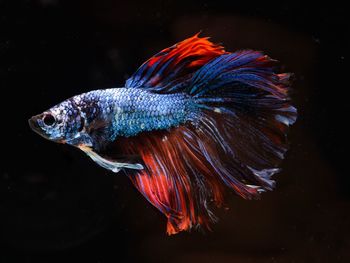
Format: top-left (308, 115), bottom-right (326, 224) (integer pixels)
top-left (28, 115), bottom-right (40, 131)
top-left (28, 115), bottom-right (49, 140)
top-left (28, 115), bottom-right (65, 143)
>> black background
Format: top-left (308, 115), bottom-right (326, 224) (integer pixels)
top-left (0, 0), bottom-right (349, 262)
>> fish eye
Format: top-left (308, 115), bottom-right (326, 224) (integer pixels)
top-left (42, 114), bottom-right (56, 126)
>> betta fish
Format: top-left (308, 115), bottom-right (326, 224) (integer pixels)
top-left (28, 34), bottom-right (297, 235)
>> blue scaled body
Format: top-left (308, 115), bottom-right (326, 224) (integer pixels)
top-left (73, 88), bottom-right (195, 140)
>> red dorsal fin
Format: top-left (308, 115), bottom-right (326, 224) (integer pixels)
top-left (125, 33), bottom-right (225, 92)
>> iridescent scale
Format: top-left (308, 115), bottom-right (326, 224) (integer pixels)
top-left (74, 88), bottom-right (195, 140)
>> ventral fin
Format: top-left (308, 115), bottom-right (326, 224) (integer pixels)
top-left (78, 145), bottom-right (144, 173)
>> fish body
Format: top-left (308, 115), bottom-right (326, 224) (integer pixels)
top-left (29, 34), bottom-right (297, 234)
top-left (72, 88), bottom-right (193, 139)
top-left (32, 88), bottom-right (194, 151)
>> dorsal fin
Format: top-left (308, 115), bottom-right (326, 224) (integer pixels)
top-left (125, 33), bottom-right (225, 92)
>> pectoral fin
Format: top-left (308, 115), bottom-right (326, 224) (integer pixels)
top-left (78, 145), bottom-right (144, 173)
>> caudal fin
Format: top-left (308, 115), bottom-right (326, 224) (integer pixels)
top-left (189, 50), bottom-right (297, 193)
top-left (120, 34), bottom-right (297, 234)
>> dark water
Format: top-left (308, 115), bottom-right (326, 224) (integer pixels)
top-left (0, 1), bottom-right (348, 262)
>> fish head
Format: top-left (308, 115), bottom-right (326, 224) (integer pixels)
top-left (28, 99), bottom-right (84, 143)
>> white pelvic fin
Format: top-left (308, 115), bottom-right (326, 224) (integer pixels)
top-left (78, 145), bottom-right (144, 173)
